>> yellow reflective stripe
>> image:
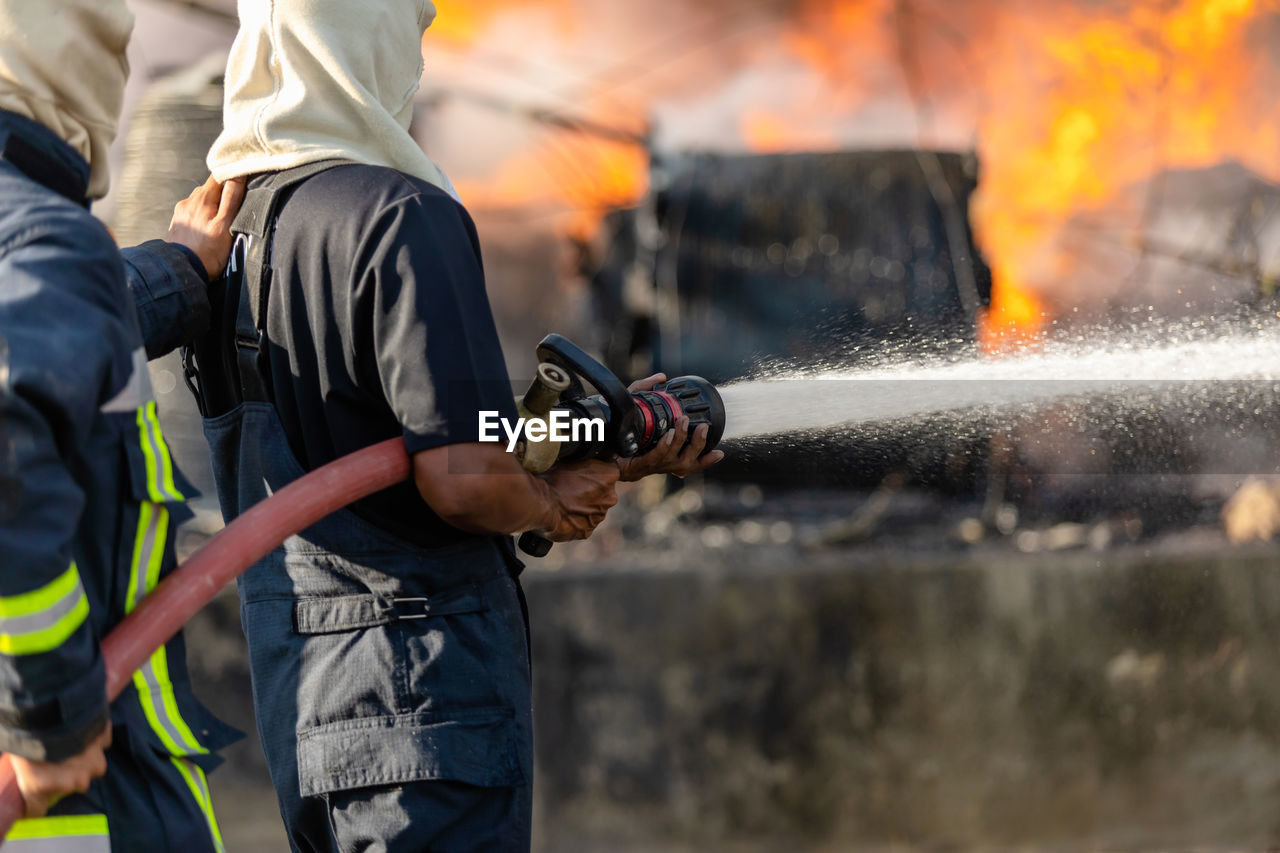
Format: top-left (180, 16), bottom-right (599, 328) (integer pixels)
top-left (126, 502), bottom-right (154, 616)
top-left (133, 660), bottom-right (185, 755)
top-left (0, 595), bottom-right (88, 656)
top-left (0, 564), bottom-right (89, 656)
top-left (127, 504), bottom-right (207, 755)
top-left (0, 564), bottom-right (80, 618)
top-left (7, 814), bottom-right (108, 839)
top-left (145, 402), bottom-right (184, 502)
top-left (136, 406), bottom-right (164, 503)
top-left (150, 645), bottom-right (206, 754)
top-left (171, 758), bottom-right (224, 853)
top-left (144, 502), bottom-right (167, 594)
top-left (135, 647), bottom-right (206, 756)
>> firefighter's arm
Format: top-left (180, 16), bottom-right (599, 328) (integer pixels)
top-left (0, 402), bottom-right (107, 763)
top-left (120, 176), bottom-right (245, 359)
top-left (0, 217), bottom-right (123, 765)
top-left (413, 444), bottom-right (619, 541)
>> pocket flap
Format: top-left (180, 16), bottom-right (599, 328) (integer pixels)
top-left (293, 588), bottom-right (489, 635)
top-left (296, 711), bottom-right (522, 796)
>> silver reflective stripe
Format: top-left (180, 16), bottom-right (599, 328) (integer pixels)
top-left (5, 836), bottom-right (110, 853)
top-left (5, 814), bottom-right (109, 853)
top-left (0, 564), bottom-right (89, 657)
top-left (128, 505), bottom-right (160, 612)
top-left (0, 578), bottom-right (84, 638)
top-left (136, 652), bottom-right (202, 753)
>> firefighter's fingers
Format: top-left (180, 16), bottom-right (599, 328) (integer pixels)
top-left (195, 175), bottom-right (219, 207)
top-left (677, 423), bottom-right (710, 463)
top-left (663, 424), bottom-right (709, 478)
top-left (627, 373), bottom-right (666, 393)
top-left (174, 177), bottom-right (209, 217)
top-left (88, 744), bottom-right (107, 779)
top-left (216, 176), bottom-right (247, 223)
top-left (691, 449), bottom-right (725, 472)
top-left (175, 176), bottom-right (222, 219)
top-left (665, 417), bottom-right (690, 459)
top-left (669, 418), bottom-right (696, 463)
top-left (20, 791), bottom-right (51, 819)
top-left (71, 771), bottom-right (92, 794)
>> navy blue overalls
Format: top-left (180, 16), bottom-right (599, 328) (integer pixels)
top-left (192, 164), bottom-right (534, 852)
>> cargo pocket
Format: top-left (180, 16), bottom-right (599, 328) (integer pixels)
top-left (293, 587), bottom-right (524, 797)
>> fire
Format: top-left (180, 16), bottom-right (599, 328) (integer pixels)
top-left (967, 0), bottom-right (1280, 351)
top-left (783, 0), bottom-right (886, 92)
top-left (450, 137), bottom-right (649, 238)
top-left (429, 0), bottom-right (574, 46)
top-left (427, 0), bottom-right (1280, 354)
top-left (772, 0), bottom-right (1280, 351)
top-left (428, 2), bottom-right (647, 233)
top-left (741, 110), bottom-right (839, 154)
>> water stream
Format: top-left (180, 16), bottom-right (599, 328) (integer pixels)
top-left (720, 323), bottom-right (1280, 442)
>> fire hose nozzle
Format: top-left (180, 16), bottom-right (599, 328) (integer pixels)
top-left (524, 362), bottom-right (572, 416)
top-left (513, 334), bottom-right (727, 557)
top-left (516, 362), bottom-right (573, 475)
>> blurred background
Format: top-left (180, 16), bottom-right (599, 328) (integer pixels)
top-left (106, 0), bottom-right (1280, 849)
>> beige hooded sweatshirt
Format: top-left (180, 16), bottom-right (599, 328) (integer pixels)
top-left (0, 0), bottom-right (134, 199)
top-left (208, 0), bottom-right (455, 197)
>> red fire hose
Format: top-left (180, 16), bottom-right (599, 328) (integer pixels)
top-left (0, 438), bottom-right (410, 843)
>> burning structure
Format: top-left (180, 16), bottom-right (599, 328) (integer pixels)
top-left (591, 149), bottom-right (990, 383)
top-left (428, 0), bottom-right (1280, 350)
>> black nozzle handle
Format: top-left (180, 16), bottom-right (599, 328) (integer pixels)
top-left (523, 335), bottom-right (637, 559)
top-left (518, 531), bottom-right (553, 558)
top-left (535, 334), bottom-right (639, 456)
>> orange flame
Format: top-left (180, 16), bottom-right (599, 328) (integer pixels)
top-left (451, 137), bottom-right (649, 238)
top-left (741, 109), bottom-right (840, 154)
top-left (430, 0), bottom-right (575, 46)
top-left (772, 0), bottom-right (1280, 351)
top-left (428, 0), bottom-right (1280, 354)
top-left (968, 0), bottom-right (1280, 350)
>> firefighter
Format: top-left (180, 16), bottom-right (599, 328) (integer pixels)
top-left (0, 1), bottom-right (244, 849)
top-left (158, 0), bottom-right (719, 849)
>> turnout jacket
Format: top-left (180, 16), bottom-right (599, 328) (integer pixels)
top-left (0, 108), bottom-right (235, 764)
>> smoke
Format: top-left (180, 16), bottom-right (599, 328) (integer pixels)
top-left (419, 0), bottom-right (1280, 349)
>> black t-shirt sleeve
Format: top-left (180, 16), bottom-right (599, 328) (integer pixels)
top-left (358, 192), bottom-right (518, 455)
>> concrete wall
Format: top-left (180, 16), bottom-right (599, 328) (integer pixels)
top-left (191, 546), bottom-right (1280, 850)
top-left (525, 547), bottom-right (1280, 851)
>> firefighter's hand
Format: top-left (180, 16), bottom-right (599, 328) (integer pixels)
top-left (617, 374), bottom-right (725, 482)
top-left (167, 175), bottom-right (247, 281)
top-left (541, 459), bottom-right (620, 541)
top-left (10, 723), bottom-right (111, 817)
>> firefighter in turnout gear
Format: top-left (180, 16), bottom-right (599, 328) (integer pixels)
top-left (0, 1), bottom-right (243, 849)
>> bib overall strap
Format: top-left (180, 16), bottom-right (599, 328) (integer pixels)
top-left (229, 160), bottom-right (351, 404)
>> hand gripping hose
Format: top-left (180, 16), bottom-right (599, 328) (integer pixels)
top-left (0, 438), bottom-right (410, 844)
